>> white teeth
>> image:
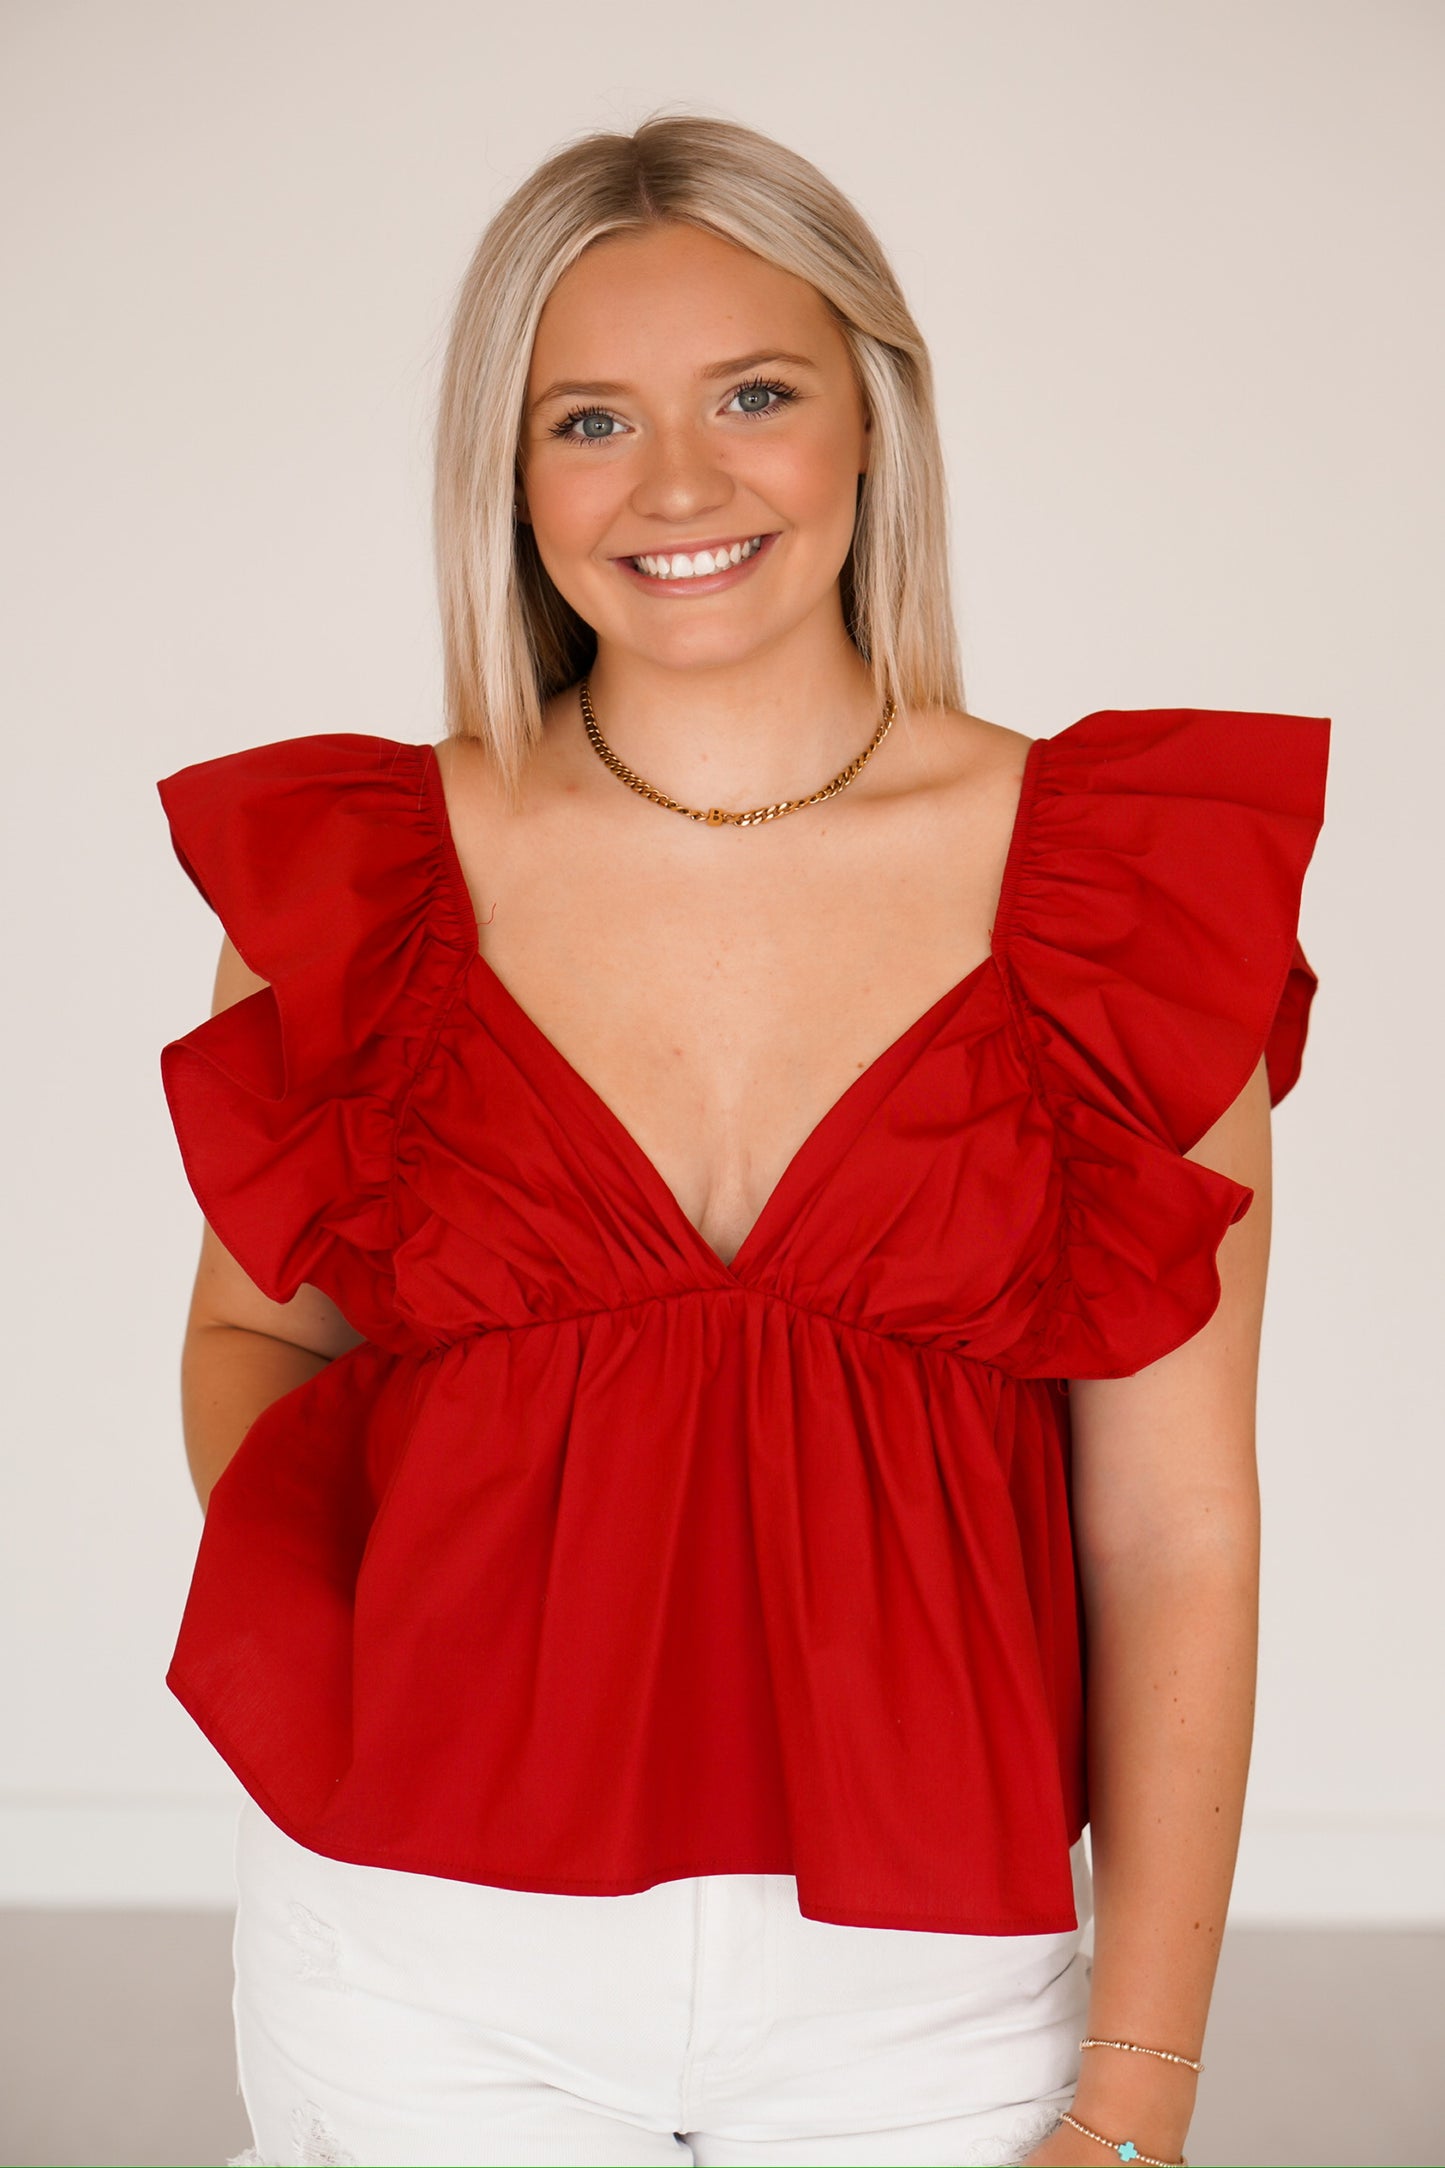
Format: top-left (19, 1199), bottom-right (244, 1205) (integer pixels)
top-left (633, 536), bottom-right (764, 580)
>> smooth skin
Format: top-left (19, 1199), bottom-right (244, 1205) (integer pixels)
top-left (180, 221), bottom-right (1271, 2168)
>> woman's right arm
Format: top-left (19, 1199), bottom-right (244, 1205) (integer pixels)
top-left (177, 934), bottom-right (364, 1512)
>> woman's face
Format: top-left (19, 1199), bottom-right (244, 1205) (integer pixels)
top-left (518, 222), bottom-right (871, 677)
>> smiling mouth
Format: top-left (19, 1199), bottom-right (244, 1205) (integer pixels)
top-left (625, 534), bottom-right (770, 581)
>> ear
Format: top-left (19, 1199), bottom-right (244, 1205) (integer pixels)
top-left (513, 466), bottom-right (532, 527)
top-left (858, 403), bottom-right (873, 477)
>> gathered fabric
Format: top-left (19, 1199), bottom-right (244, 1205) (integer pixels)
top-left (157, 705), bottom-right (1329, 1936)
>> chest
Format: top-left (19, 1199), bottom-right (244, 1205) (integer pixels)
top-left (459, 798), bottom-right (1011, 1268)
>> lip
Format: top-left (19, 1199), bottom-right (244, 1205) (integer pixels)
top-left (613, 530), bottom-right (780, 597)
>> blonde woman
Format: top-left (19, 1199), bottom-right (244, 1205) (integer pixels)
top-left (157, 114), bottom-right (1328, 2168)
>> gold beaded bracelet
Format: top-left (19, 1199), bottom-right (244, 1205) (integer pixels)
top-left (1058, 2035), bottom-right (1205, 2163)
top-left (1057, 2110), bottom-right (1186, 2165)
top-left (1080, 2036), bottom-right (1204, 2073)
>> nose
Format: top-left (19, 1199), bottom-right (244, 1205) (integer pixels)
top-left (627, 418), bottom-right (735, 527)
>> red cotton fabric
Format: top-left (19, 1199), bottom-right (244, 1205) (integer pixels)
top-left (157, 705), bottom-right (1330, 1936)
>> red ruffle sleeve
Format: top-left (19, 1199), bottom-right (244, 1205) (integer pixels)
top-left (988, 706), bottom-right (1330, 1380)
top-left (156, 735), bottom-right (470, 1344)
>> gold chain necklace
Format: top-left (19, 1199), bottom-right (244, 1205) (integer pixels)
top-left (578, 679), bottom-right (896, 827)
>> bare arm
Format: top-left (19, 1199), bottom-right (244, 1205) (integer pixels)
top-left (1027, 1056), bottom-right (1273, 2167)
top-left (176, 935), bottom-right (364, 1513)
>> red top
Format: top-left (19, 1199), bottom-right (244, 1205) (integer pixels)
top-left (157, 705), bottom-right (1329, 1935)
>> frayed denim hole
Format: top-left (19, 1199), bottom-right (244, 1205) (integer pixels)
top-left (284, 1899), bottom-right (351, 1991)
top-left (289, 2100), bottom-right (357, 2167)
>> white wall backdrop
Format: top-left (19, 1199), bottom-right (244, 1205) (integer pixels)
top-left (2, 0), bottom-right (1440, 1914)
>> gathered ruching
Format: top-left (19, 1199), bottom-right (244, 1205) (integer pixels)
top-left (158, 735), bottom-right (472, 1341)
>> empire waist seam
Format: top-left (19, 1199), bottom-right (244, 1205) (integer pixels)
top-left (398, 1281), bottom-right (1012, 1369)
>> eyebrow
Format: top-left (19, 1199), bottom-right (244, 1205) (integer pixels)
top-left (528, 350), bottom-right (820, 410)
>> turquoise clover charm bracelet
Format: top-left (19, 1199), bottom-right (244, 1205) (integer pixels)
top-left (1057, 2032), bottom-right (1205, 2165)
top-left (1057, 2113), bottom-right (1186, 2165)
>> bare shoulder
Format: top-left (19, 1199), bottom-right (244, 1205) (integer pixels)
top-left (932, 704), bottom-right (1034, 771)
top-left (430, 689), bottom-right (606, 850)
top-left (429, 729), bottom-right (518, 859)
top-left (890, 703), bottom-right (1033, 811)
top-left (430, 707), bottom-right (572, 805)
top-left (430, 729), bottom-right (503, 806)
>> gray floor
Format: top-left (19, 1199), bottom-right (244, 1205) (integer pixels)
top-left (0, 1913), bottom-right (1441, 2167)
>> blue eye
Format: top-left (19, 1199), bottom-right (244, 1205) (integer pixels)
top-left (728, 377), bottom-right (797, 417)
top-left (553, 406), bottom-right (627, 445)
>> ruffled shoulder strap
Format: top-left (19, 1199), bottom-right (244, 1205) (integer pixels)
top-left (987, 705), bottom-right (1329, 1379)
top-left (157, 734), bottom-right (471, 1317)
top-left (996, 706), bottom-right (1330, 1153)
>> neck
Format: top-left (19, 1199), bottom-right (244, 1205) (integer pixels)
top-left (580, 614), bottom-right (885, 810)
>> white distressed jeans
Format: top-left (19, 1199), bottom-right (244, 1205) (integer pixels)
top-left (229, 1795), bottom-right (1094, 2167)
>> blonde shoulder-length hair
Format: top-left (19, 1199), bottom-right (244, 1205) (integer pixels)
top-left (433, 111), bottom-right (965, 796)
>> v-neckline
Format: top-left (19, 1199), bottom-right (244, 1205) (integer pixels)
top-left (418, 731), bottom-right (1045, 1283)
